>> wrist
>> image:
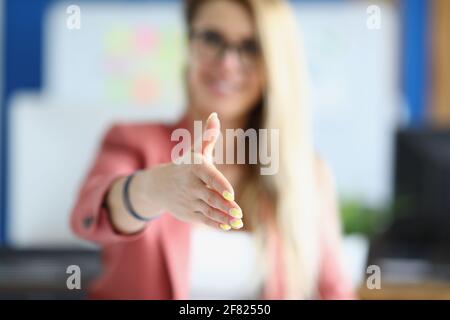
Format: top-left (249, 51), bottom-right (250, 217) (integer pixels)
top-left (131, 167), bottom-right (166, 218)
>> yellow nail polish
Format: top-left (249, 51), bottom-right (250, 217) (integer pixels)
top-left (219, 223), bottom-right (231, 231)
top-left (230, 219), bottom-right (243, 229)
top-left (229, 208), bottom-right (242, 219)
top-left (222, 191), bottom-right (234, 202)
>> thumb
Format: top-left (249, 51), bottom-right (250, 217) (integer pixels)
top-left (202, 112), bottom-right (221, 162)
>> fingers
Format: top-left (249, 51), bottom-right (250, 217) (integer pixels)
top-left (197, 187), bottom-right (242, 217)
top-left (195, 201), bottom-right (231, 225)
top-left (178, 112), bottom-right (243, 231)
top-left (193, 203), bottom-right (242, 231)
top-left (194, 213), bottom-right (224, 230)
top-left (194, 161), bottom-right (235, 201)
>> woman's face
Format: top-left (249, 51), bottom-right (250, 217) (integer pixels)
top-left (187, 0), bottom-right (265, 122)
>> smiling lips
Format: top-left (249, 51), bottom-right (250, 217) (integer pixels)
top-left (207, 79), bottom-right (239, 97)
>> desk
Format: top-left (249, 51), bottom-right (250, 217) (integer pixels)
top-left (0, 247), bottom-right (101, 299)
top-left (358, 282), bottom-right (450, 300)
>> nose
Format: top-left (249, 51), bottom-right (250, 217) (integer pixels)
top-left (218, 48), bottom-right (241, 72)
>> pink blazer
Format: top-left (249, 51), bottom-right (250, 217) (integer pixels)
top-left (70, 116), bottom-right (355, 300)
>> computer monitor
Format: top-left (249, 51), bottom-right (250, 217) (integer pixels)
top-left (394, 128), bottom-right (450, 221)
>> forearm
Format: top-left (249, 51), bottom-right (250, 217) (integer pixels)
top-left (106, 170), bottom-right (164, 235)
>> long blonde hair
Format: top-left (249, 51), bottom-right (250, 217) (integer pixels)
top-left (185, 0), bottom-right (320, 299)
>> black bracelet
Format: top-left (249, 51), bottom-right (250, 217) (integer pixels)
top-left (123, 172), bottom-right (152, 222)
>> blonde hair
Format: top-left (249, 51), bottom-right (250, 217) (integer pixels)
top-left (185, 0), bottom-right (320, 299)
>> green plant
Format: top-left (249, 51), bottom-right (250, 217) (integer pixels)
top-left (339, 198), bottom-right (392, 237)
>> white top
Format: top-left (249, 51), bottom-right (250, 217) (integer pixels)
top-left (188, 224), bottom-right (264, 300)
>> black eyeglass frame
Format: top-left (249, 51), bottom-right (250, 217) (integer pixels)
top-left (188, 29), bottom-right (262, 69)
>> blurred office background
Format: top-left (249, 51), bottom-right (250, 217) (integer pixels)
top-left (1, 0), bottom-right (449, 299)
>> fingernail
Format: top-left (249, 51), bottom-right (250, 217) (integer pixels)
top-left (222, 191), bottom-right (234, 202)
top-left (208, 112), bottom-right (218, 121)
top-left (219, 223), bottom-right (231, 231)
top-left (230, 218), bottom-right (243, 229)
top-left (229, 208), bottom-right (242, 219)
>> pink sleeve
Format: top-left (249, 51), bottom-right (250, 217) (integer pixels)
top-left (316, 161), bottom-right (357, 300)
top-left (70, 124), bottom-right (154, 246)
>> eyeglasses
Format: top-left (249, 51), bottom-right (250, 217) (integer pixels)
top-left (189, 29), bottom-right (262, 70)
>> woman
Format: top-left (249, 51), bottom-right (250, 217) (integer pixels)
top-left (71, 0), bottom-right (354, 299)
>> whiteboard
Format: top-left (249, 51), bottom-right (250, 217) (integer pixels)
top-left (44, 1), bottom-right (186, 113)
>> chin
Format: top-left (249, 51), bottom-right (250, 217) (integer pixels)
top-left (204, 100), bottom-right (246, 119)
